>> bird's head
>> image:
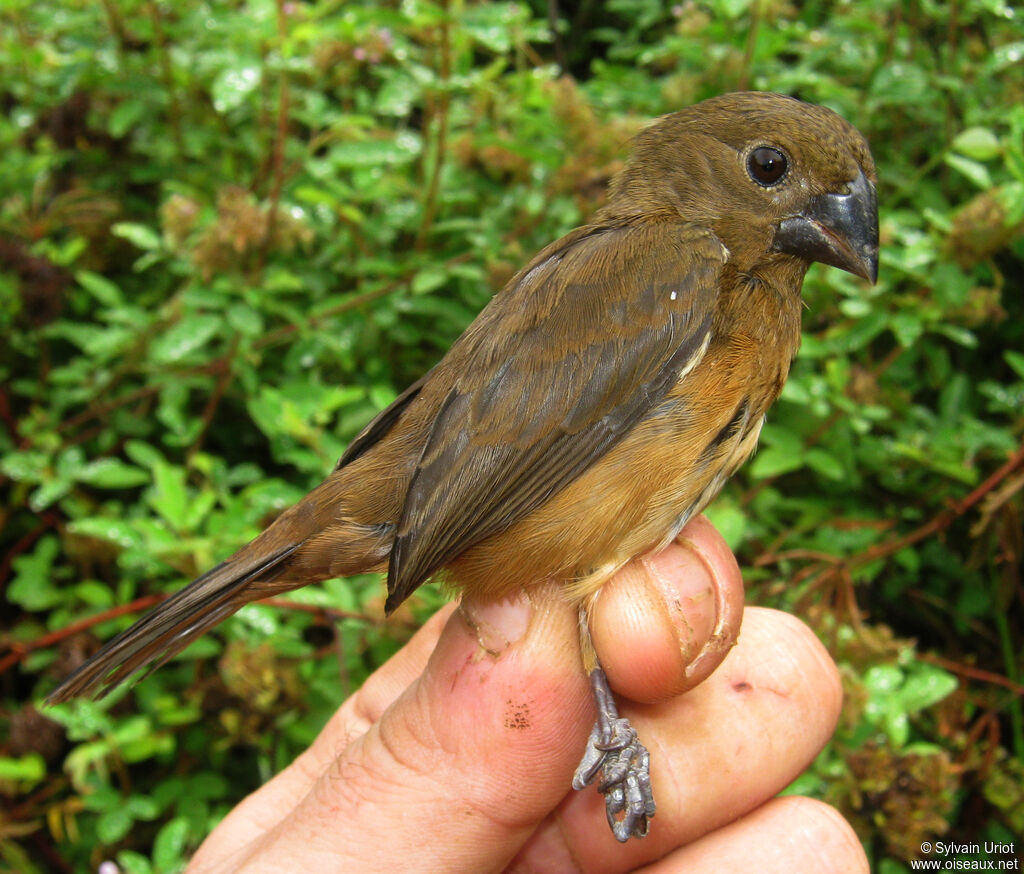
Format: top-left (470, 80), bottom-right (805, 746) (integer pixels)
top-left (608, 91), bottom-right (879, 283)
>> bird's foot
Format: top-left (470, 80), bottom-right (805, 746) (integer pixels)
top-left (572, 666), bottom-right (655, 841)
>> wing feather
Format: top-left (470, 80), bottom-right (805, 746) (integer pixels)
top-left (384, 220), bottom-right (726, 610)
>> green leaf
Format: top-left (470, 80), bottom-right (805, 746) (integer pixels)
top-left (749, 445), bottom-right (803, 478)
top-left (805, 448), bottom-right (845, 480)
top-left (56, 446), bottom-right (86, 479)
top-left (944, 153), bottom-right (992, 189)
top-left (29, 479), bottom-right (72, 512)
top-left (329, 134), bottom-right (422, 168)
top-left (78, 457), bottom-right (151, 488)
top-left (121, 732), bottom-right (175, 764)
top-left (46, 698), bottom-right (116, 742)
top-left (211, 65), bottom-right (260, 113)
top-left (890, 312), bottom-right (924, 347)
top-left (411, 265), bottom-right (448, 294)
top-left (870, 62), bottom-right (929, 104)
top-left (703, 501), bottom-right (747, 550)
top-left (376, 71), bottom-right (421, 117)
top-left (227, 302), bottom-right (263, 336)
top-left (1005, 350), bottom-right (1024, 380)
top-left (988, 40), bottom-right (1024, 73)
top-left (109, 98), bottom-right (147, 138)
top-left (126, 794), bottom-right (161, 820)
top-left (68, 517), bottom-right (144, 550)
top-left (45, 321), bottom-right (133, 356)
top-left (930, 261), bottom-right (972, 307)
top-left (831, 309), bottom-right (888, 353)
top-left (153, 818), bottom-right (191, 874)
top-left (897, 665), bottom-right (958, 712)
top-left (148, 461), bottom-right (189, 530)
top-left (112, 715), bottom-right (156, 746)
top-left (864, 663), bottom-right (903, 695)
top-left (115, 851), bottom-right (153, 874)
top-left (76, 270), bottom-right (124, 306)
top-left (63, 739), bottom-right (114, 787)
top-left (884, 706), bottom-right (911, 747)
top-left (997, 181), bottom-right (1024, 224)
top-left (97, 806), bottom-right (135, 844)
top-left (779, 377), bottom-right (811, 404)
top-left (0, 450), bottom-right (49, 483)
top-left (112, 222), bottom-right (162, 251)
top-left (951, 127), bottom-right (1001, 161)
top-left (933, 324), bottom-right (978, 348)
top-left (124, 440), bottom-right (166, 469)
top-left (73, 580), bottom-right (116, 607)
top-left (463, 2), bottom-right (529, 51)
top-left (712, 0), bottom-right (752, 19)
top-left (183, 487), bottom-right (216, 530)
top-left (0, 753), bottom-right (45, 783)
top-left (150, 314), bottom-right (222, 363)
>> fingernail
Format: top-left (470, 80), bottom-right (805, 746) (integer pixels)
top-left (675, 530), bottom-right (742, 680)
top-left (643, 540), bottom-right (719, 669)
top-left (459, 592), bottom-right (534, 657)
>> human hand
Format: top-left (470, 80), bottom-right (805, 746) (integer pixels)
top-left (186, 516), bottom-right (867, 873)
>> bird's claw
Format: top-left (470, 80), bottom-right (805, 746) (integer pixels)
top-left (572, 667), bottom-right (655, 841)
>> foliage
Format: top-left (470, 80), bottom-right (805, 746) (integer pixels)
top-left (0, 0), bottom-right (1021, 870)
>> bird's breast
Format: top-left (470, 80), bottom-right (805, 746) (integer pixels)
top-left (446, 296), bottom-right (800, 601)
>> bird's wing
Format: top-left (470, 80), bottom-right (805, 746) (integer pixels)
top-left (385, 221), bottom-right (726, 610)
top-left (336, 370), bottom-right (432, 469)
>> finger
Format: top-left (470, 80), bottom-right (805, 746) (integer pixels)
top-left (188, 603), bottom-right (456, 872)
top-left (338, 603), bottom-right (459, 728)
top-left (517, 607), bottom-right (843, 873)
top-left (190, 519), bottom-right (744, 873)
top-left (589, 515), bottom-right (745, 703)
top-left (196, 586), bottom-right (591, 873)
top-left (636, 797), bottom-right (869, 874)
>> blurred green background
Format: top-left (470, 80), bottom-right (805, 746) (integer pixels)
top-left (1, 0), bottom-right (1022, 871)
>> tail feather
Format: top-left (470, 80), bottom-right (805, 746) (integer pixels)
top-left (46, 543), bottom-right (301, 704)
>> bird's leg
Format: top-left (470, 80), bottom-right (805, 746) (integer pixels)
top-left (572, 607), bottom-right (655, 841)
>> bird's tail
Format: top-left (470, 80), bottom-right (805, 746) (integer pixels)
top-left (45, 542), bottom-right (301, 704)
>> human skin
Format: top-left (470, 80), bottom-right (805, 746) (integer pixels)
top-left (185, 516), bottom-right (869, 874)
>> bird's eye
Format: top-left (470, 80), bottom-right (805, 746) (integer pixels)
top-left (747, 147), bottom-right (788, 186)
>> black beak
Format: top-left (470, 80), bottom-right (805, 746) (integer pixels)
top-left (773, 169), bottom-right (879, 283)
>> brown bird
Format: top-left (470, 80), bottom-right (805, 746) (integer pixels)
top-left (48, 92), bottom-right (878, 842)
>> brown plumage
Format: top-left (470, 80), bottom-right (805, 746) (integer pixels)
top-left (47, 92), bottom-right (878, 841)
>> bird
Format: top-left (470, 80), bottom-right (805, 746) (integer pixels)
top-left (47, 91), bottom-right (878, 842)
